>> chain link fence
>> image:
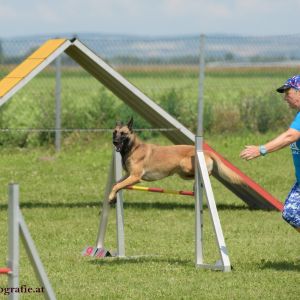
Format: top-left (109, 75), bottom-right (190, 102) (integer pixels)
top-left (1, 33), bottom-right (300, 147)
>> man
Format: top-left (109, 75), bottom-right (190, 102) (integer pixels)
top-left (240, 75), bottom-right (300, 233)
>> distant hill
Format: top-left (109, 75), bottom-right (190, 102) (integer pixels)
top-left (1, 33), bottom-right (300, 65)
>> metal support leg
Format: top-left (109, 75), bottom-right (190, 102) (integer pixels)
top-left (8, 184), bottom-right (57, 299)
top-left (87, 149), bottom-right (125, 258)
top-left (95, 158), bottom-right (114, 249)
top-left (196, 151), bottom-right (231, 272)
top-left (194, 34), bottom-right (230, 272)
top-left (8, 184), bottom-right (19, 300)
top-left (195, 159), bottom-right (204, 266)
top-left (19, 214), bottom-right (56, 300)
top-left (114, 151), bottom-right (125, 257)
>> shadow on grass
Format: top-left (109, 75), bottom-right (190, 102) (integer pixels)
top-left (0, 201), bottom-right (100, 211)
top-left (259, 260), bottom-right (300, 272)
top-left (88, 255), bottom-right (192, 267)
top-left (0, 201), bottom-right (249, 211)
top-left (125, 201), bottom-right (250, 211)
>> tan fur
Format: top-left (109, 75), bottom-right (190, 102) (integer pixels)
top-left (109, 119), bottom-right (244, 202)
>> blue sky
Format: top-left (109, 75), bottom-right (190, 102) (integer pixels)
top-left (0, 0), bottom-right (299, 38)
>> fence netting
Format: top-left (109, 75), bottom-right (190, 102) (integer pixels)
top-left (1, 33), bottom-right (300, 146)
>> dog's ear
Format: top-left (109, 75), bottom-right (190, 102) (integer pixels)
top-left (127, 117), bottom-right (134, 132)
top-left (115, 121), bottom-right (122, 127)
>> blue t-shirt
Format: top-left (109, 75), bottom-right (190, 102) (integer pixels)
top-left (290, 112), bottom-right (300, 183)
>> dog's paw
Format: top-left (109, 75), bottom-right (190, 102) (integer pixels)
top-left (108, 192), bottom-right (117, 205)
top-left (109, 198), bottom-right (117, 205)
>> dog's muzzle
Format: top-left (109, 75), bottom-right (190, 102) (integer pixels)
top-left (113, 140), bottom-right (123, 152)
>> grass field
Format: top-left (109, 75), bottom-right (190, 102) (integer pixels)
top-left (0, 132), bottom-right (299, 299)
top-left (0, 64), bottom-right (299, 298)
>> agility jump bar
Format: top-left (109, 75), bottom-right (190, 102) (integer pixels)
top-left (125, 185), bottom-right (194, 197)
top-left (0, 268), bottom-right (12, 275)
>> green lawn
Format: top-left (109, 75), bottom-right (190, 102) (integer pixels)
top-left (0, 132), bottom-right (299, 299)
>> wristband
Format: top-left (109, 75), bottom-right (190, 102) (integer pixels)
top-left (259, 145), bottom-right (268, 156)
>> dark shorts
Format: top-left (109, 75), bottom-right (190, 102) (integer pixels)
top-left (282, 182), bottom-right (300, 228)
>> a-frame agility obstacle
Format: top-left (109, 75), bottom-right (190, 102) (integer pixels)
top-left (0, 39), bottom-right (284, 271)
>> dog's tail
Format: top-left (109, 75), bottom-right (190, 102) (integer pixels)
top-left (209, 152), bottom-right (244, 185)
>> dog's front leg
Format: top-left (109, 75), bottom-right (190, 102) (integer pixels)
top-left (109, 175), bottom-right (141, 203)
top-left (115, 173), bottom-right (129, 185)
top-left (108, 174), bottom-right (129, 204)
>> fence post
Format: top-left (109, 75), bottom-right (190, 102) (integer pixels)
top-left (55, 56), bottom-right (62, 152)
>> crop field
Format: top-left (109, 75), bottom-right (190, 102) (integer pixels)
top-left (0, 66), bottom-right (299, 299)
top-left (0, 65), bottom-right (298, 147)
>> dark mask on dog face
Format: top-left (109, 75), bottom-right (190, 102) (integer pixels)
top-left (112, 118), bottom-right (134, 152)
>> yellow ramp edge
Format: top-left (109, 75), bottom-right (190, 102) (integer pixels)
top-left (8, 59), bottom-right (44, 78)
top-left (0, 39), bottom-right (67, 98)
top-left (28, 39), bottom-right (67, 59)
top-left (0, 78), bottom-right (23, 97)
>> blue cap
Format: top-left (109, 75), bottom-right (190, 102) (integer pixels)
top-left (277, 75), bottom-right (300, 93)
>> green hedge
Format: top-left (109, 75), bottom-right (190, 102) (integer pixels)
top-left (0, 85), bottom-right (294, 147)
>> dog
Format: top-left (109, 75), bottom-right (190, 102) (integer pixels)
top-left (108, 117), bottom-right (244, 203)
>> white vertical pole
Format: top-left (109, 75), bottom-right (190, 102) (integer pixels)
top-left (195, 34), bottom-right (231, 272)
top-left (196, 153), bottom-right (231, 271)
top-left (8, 184), bottom-right (19, 300)
top-left (195, 34), bottom-right (205, 266)
top-left (114, 151), bottom-right (125, 257)
top-left (55, 56), bottom-right (61, 152)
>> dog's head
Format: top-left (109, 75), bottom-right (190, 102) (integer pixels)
top-left (113, 117), bottom-right (134, 152)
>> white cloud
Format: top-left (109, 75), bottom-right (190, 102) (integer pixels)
top-left (0, 0), bottom-right (299, 37)
top-left (160, 0), bottom-right (229, 19)
top-left (0, 2), bottom-right (18, 19)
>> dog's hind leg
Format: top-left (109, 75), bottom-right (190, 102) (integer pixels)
top-left (205, 156), bottom-right (213, 175)
top-left (179, 157), bottom-right (194, 178)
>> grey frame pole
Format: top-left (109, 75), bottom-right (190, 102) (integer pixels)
top-left (195, 34), bottom-right (205, 266)
top-left (55, 56), bottom-right (62, 152)
top-left (114, 151), bottom-right (125, 257)
top-left (96, 157), bottom-right (113, 249)
top-left (19, 214), bottom-right (56, 300)
top-left (95, 149), bottom-right (125, 257)
top-left (194, 35), bottom-right (231, 272)
top-left (195, 165), bottom-right (204, 265)
top-left (196, 34), bottom-right (205, 142)
top-left (7, 184), bottom-right (56, 299)
top-left (8, 184), bottom-right (19, 300)
top-left (196, 152), bottom-right (231, 272)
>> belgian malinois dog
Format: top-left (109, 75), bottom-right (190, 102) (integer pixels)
top-left (109, 117), bottom-right (244, 203)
